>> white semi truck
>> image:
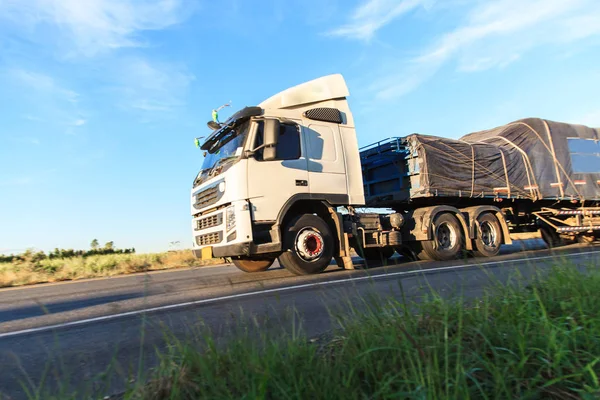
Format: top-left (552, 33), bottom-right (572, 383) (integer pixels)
top-left (191, 74), bottom-right (600, 275)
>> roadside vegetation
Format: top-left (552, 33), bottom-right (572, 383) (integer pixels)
top-left (0, 239), bottom-right (136, 264)
top-left (135, 266), bottom-right (600, 399)
top-left (0, 242), bottom-right (225, 287)
top-left (28, 265), bottom-right (598, 400)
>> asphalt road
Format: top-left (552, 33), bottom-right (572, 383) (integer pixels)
top-left (1, 240), bottom-right (599, 399)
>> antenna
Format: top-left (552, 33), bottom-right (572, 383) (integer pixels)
top-left (211, 101), bottom-right (232, 124)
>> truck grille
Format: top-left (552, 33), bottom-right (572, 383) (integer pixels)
top-left (195, 231), bottom-right (223, 246)
top-left (195, 213), bottom-right (223, 231)
top-left (193, 185), bottom-right (221, 209)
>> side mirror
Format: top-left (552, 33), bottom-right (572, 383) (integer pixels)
top-left (263, 119), bottom-right (279, 161)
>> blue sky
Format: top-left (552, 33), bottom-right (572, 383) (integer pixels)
top-left (1, 0), bottom-right (600, 254)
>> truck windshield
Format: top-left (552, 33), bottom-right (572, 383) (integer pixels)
top-left (195, 121), bottom-right (249, 186)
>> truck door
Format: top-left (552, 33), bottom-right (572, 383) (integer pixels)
top-left (247, 119), bottom-right (309, 222)
top-left (303, 122), bottom-right (348, 199)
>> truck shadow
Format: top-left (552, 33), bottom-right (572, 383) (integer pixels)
top-left (342, 239), bottom-right (550, 271)
top-left (0, 292), bottom-right (146, 323)
top-left (254, 240), bottom-right (552, 275)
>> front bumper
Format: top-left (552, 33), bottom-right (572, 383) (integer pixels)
top-left (192, 242), bottom-right (251, 259)
top-left (191, 199), bottom-right (253, 259)
top-left (192, 240), bottom-right (282, 259)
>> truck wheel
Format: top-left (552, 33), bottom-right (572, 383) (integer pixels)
top-left (278, 214), bottom-right (334, 275)
top-left (418, 213), bottom-right (464, 261)
top-left (361, 248), bottom-right (395, 262)
top-left (232, 258), bottom-right (275, 273)
top-left (472, 213), bottom-right (502, 257)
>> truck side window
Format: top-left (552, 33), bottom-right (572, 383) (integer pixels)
top-left (254, 122), bottom-right (265, 161)
top-left (277, 124), bottom-right (301, 160)
top-left (254, 121), bottom-right (301, 161)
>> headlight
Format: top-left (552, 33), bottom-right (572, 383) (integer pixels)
top-left (226, 205), bottom-right (236, 232)
top-left (193, 171), bottom-right (202, 187)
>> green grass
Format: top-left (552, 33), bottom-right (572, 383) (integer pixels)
top-left (0, 251), bottom-right (226, 288)
top-left (111, 266), bottom-right (599, 400)
top-left (17, 266), bottom-right (600, 400)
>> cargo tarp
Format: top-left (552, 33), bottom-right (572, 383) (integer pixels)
top-left (408, 118), bottom-right (600, 201)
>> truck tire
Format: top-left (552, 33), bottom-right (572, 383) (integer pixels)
top-left (417, 213), bottom-right (464, 261)
top-left (472, 213), bottom-right (502, 258)
top-left (278, 214), bottom-right (334, 275)
top-left (361, 248), bottom-right (395, 262)
top-left (232, 258), bottom-right (275, 273)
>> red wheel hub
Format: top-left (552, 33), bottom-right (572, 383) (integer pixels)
top-left (304, 234), bottom-right (323, 256)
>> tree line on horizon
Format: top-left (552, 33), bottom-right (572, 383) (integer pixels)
top-left (0, 239), bottom-right (136, 263)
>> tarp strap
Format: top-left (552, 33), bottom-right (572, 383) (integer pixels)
top-left (543, 120), bottom-right (565, 198)
top-left (498, 147), bottom-right (511, 198)
top-left (477, 136), bottom-right (540, 200)
top-left (441, 142), bottom-right (526, 196)
top-left (504, 121), bottom-right (582, 200)
top-left (456, 138), bottom-right (476, 197)
top-left (428, 141), bottom-right (529, 198)
top-left (471, 145), bottom-right (475, 197)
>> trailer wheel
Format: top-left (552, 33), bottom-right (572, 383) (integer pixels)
top-left (472, 213), bottom-right (502, 258)
top-left (418, 213), bottom-right (464, 261)
top-left (278, 214), bottom-right (334, 275)
top-left (232, 258), bottom-right (275, 273)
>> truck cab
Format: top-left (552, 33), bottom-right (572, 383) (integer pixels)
top-left (191, 75), bottom-right (365, 273)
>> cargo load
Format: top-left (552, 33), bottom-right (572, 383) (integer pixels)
top-left (406, 118), bottom-right (600, 201)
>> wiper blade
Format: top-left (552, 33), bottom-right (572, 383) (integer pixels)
top-left (208, 156), bottom-right (237, 177)
top-left (203, 124), bottom-right (234, 153)
top-left (201, 107), bottom-right (263, 151)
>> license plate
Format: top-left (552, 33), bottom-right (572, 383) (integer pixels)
top-left (201, 246), bottom-right (213, 260)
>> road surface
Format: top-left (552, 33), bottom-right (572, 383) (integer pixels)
top-left (0, 240), bottom-right (599, 399)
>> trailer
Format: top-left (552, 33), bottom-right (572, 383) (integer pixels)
top-left (190, 74), bottom-right (600, 275)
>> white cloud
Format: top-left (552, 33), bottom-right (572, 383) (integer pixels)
top-left (328, 0), bottom-right (432, 40)
top-left (22, 114), bottom-right (43, 122)
top-left (2, 1), bottom-right (196, 119)
top-left (415, 0), bottom-right (579, 67)
top-left (8, 69), bottom-right (87, 129)
top-left (111, 57), bottom-right (195, 113)
top-left (559, 14), bottom-right (600, 42)
top-left (0, 0), bottom-right (192, 57)
top-left (7, 136), bottom-right (42, 146)
top-left (458, 54), bottom-right (520, 73)
top-left (366, 0), bottom-right (600, 100)
top-left (11, 70), bottom-right (79, 103)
